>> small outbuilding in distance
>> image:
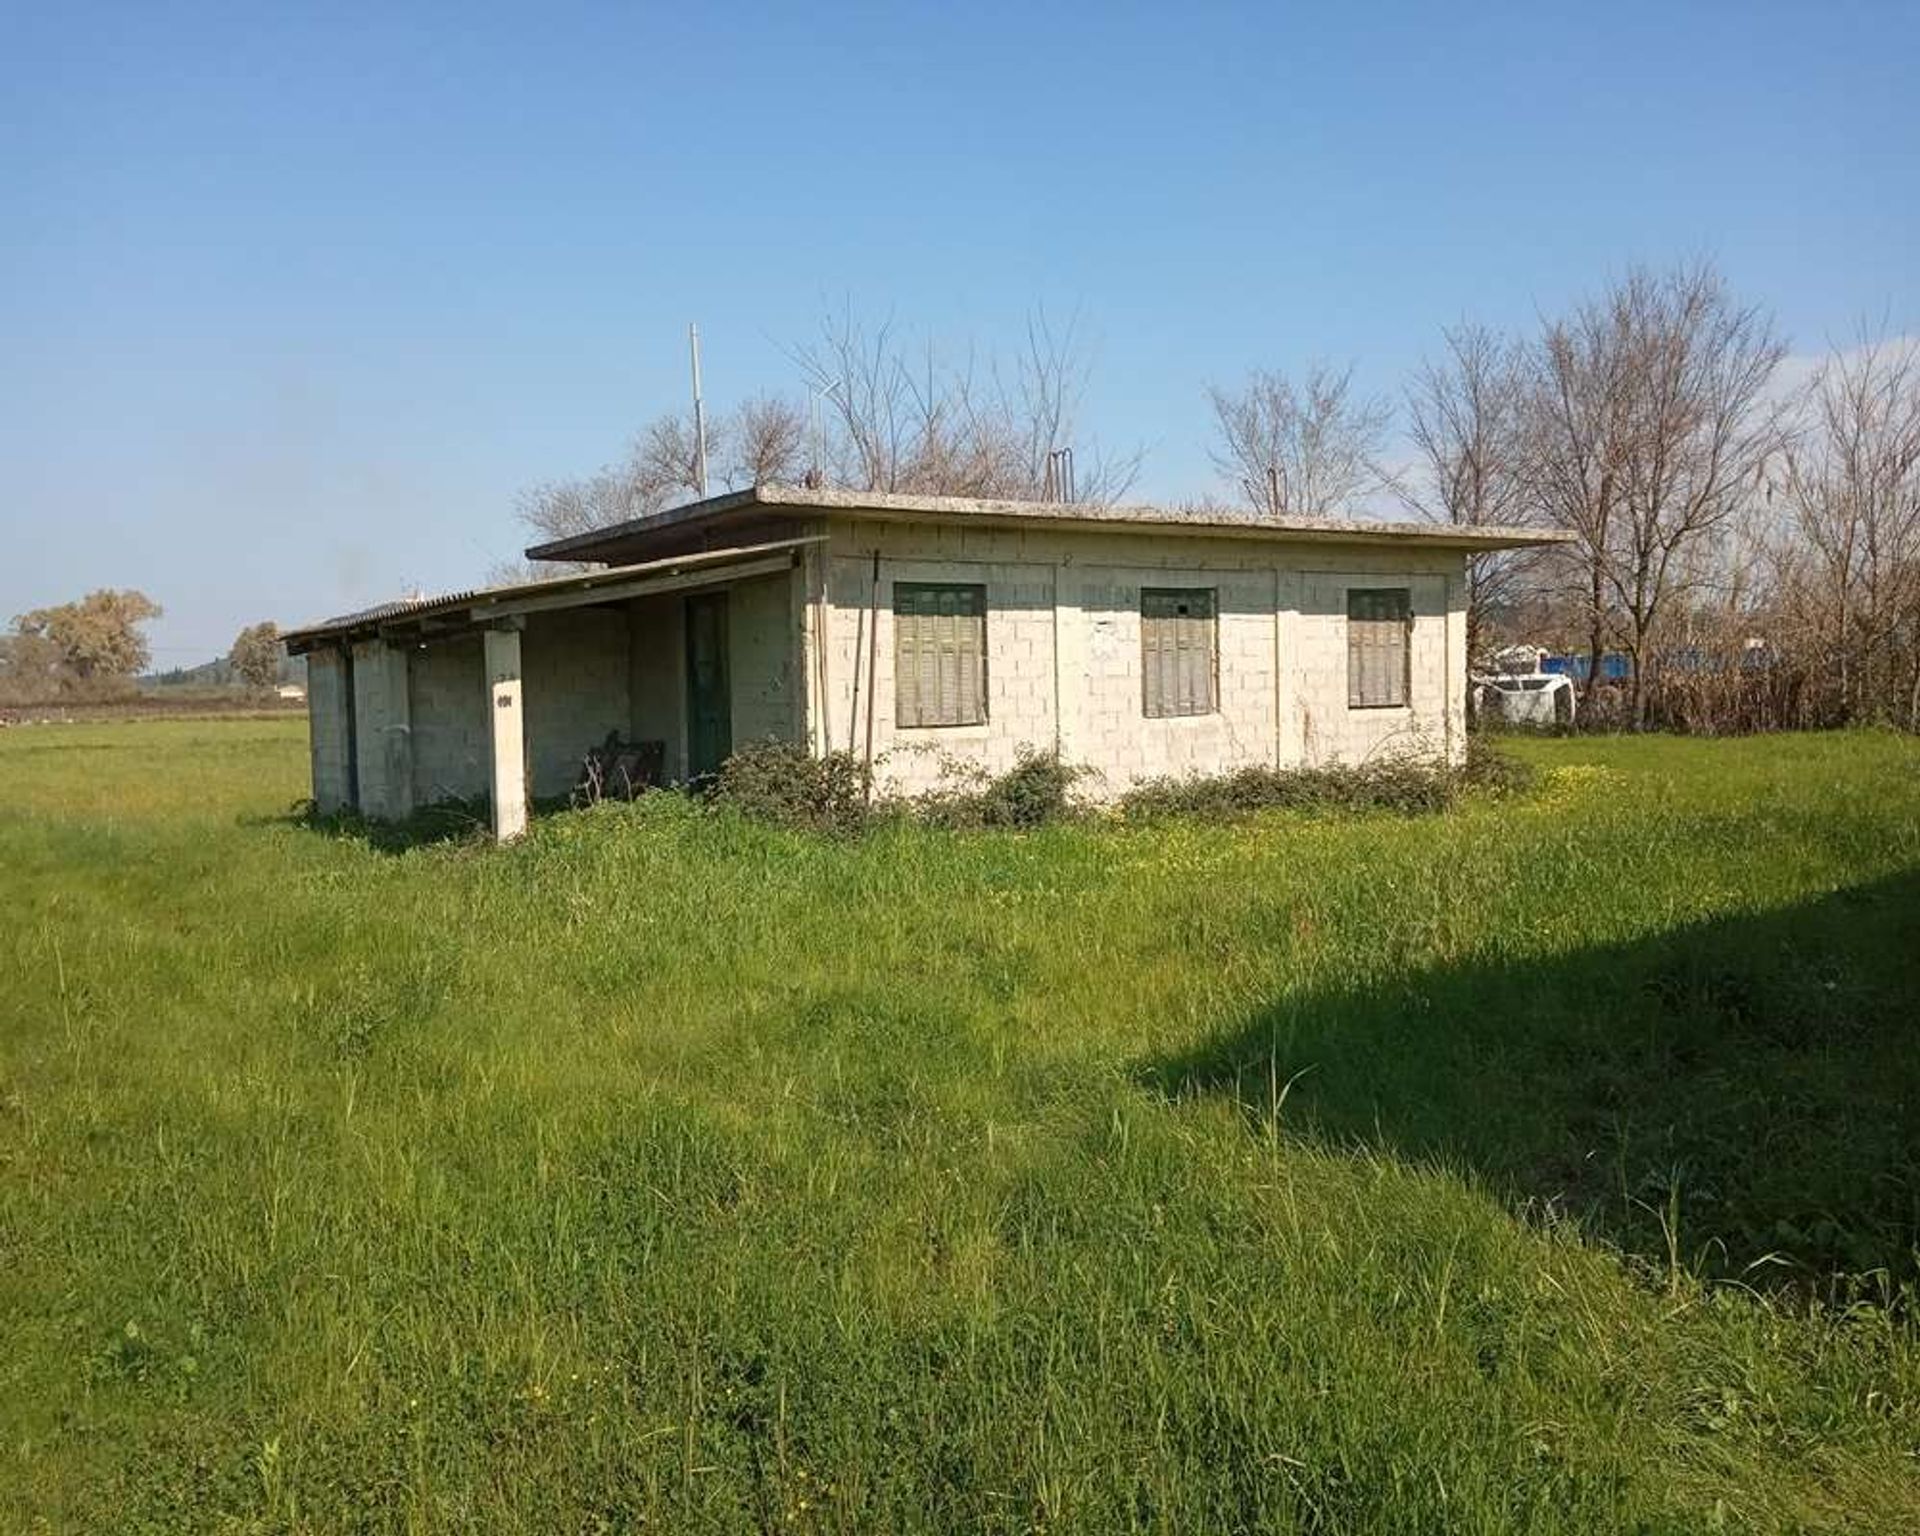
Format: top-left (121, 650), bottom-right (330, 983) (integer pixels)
top-left (282, 486), bottom-right (1563, 839)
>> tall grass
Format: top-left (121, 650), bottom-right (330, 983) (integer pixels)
top-left (1, 720), bottom-right (1917, 1532)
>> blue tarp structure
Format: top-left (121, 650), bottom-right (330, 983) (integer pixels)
top-left (1541, 653), bottom-right (1631, 682)
top-left (1540, 647), bottom-right (1775, 681)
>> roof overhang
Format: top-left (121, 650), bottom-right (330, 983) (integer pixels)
top-left (282, 537), bottom-right (819, 655)
top-left (525, 484), bottom-right (1574, 565)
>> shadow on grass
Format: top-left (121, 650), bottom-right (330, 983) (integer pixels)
top-left (266, 791), bottom-right (672, 853)
top-left (247, 797), bottom-right (498, 854)
top-left (1142, 869), bottom-right (1920, 1301)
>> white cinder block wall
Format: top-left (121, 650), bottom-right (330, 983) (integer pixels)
top-left (524, 608), bottom-right (633, 800)
top-left (498, 580), bottom-right (804, 801)
top-left (624, 579), bottom-right (803, 781)
top-left (407, 637), bottom-right (489, 804)
top-left (729, 572), bottom-right (802, 748)
top-left (399, 616), bottom-right (640, 809)
top-left (349, 639), bottom-right (413, 820)
top-left (808, 519), bottom-right (1466, 798)
top-left (628, 593), bottom-right (685, 779)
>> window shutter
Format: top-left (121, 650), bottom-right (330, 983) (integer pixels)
top-left (894, 583), bottom-right (986, 727)
top-left (1170, 599), bottom-right (1186, 715)
top-left (936, 588), bottom-right (960, 723)
top-left (1141, 588), bottom-right (1217, 717)
top-left (1347, 592), bottom-right (1369, 707)
top-left (897, 586), bottom-right (921, 727)
top-left (955, 585), bottom-right (983, 723)
top-left (1347, 589), bottom-right (1410, 708)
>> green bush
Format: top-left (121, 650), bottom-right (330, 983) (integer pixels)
top-left (1460, 736), bottom-right (1540, 797)
top-left (1120, 743), bottom-right (1534, 821)
top-left (914, 748), bottom-right (1085, 829)
top-left (707, 741), bottom-right (1533, 834)
top-left (708, 740), bottom-right (872, 833)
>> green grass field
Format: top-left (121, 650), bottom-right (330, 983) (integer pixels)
top-left (3, 720), bottom-right (1917, 1533)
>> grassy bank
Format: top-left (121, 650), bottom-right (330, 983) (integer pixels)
top-left (0, 688), bottom-right (305, 725)
top-left (2, 721), bottom-right (1916, 1532)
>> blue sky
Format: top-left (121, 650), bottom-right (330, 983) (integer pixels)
top-left (4, 1), bottom-right (1915, 661)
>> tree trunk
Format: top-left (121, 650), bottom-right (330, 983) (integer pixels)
top-left (1582, 565), bottom-right (1606, 711)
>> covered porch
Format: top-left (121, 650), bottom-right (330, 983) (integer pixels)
top-left (284, 538), bottom-right (819, 840)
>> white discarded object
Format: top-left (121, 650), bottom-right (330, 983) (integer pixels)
top-left (1472, 671), bottom-right (1576, 727)
top-left (1485, 644), bottom-right (1548, 674)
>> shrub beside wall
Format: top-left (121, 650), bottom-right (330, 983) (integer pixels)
top-left (909, 749), bottom-right (1084, 830)
top-left (703, 739), bottom-right (1534, 833)
top-left (710, 742), bottom-right (872, 834)
top-left (1118, 739), bottom-right (1532, 821)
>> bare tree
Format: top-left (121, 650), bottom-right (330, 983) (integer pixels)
top-left (1401, 323), bottom-right (1534, 664)
top-left (513, 393), bottom-right (808, 572)
top-left (631, 411), bottom-right (707, 503)
top-left (797, 306), bottom-right (911, 492)
top-left (726, 394), bottom-right (808, 487)
top-left (999, 310), bottom-right (1140, 502)
top-left (511, 465), bottom-right (655, 576)
top-left (1526, 285), bottom-right (1636, 708)
top-left (632, 396), bottom-right (810, 498)
top-left (793, 304), bottom-right (1140, 502)
top-left (515, 468), bottom-right (643, 551)
top-left (1609, 266), bottom-right (1784, 723)
top-left (1207, 362), bottom-right (1390, 518)
top-left (1776, 329), bottom-right (1920, 723)
top-left (1527, 264), bottom-right (1783, 723)
top-left (513, 307), bottom-right (1140, 577)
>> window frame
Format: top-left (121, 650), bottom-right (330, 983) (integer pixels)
top-left (892, 581), bottom-right (989, 729)
top-left (1139, 586), bottom-right (1219, 719)
top-left (1346, 587), bottom-right (1412, 710)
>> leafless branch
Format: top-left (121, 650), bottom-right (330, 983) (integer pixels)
top-left (791, 303), bottom-right (1140, 502)
top-left (1206, 362), bottom-right (1390, 517)
top-left (1402, 323), bottom-right (1536, 663)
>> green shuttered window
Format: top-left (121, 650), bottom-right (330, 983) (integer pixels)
top-left (1141, 588), bottom-right (1217, 718)
top-left (1347, 588), bottom-right (1411, 708)
top-left (894, 583), bottom-right (988, 727)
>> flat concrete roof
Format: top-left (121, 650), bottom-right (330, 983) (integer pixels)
top-left (525, 483), bottom-right (1571, 563)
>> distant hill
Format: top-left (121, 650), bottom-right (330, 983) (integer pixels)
top-left (144, 652), bottom-right (306, 688)
top-left (145, 656), bottom-right (232, 687)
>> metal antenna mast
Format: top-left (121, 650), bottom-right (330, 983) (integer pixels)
top-left (808, 377), bottom-right (842, 488)
top-left (689, 322), bottom-right (709, 496)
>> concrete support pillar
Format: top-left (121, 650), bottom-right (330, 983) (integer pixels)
top-left (1444, 563), bottom-right (1469, 765)
top-left (1048, 562), bottom-right (1069, 763)
top-left (1274, 567), bottom-right (1304, 767)
top-left (305, 647), bottom-right (354, 813)
top-left (797, 544), bottom-right (829, 755)
top-left (484, 626), bottom-right (528, 842)
top-left (350, 638), bottom-right (413, 821)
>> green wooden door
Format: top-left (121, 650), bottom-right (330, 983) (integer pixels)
top-left (685, 592), bottom-right (732, 779)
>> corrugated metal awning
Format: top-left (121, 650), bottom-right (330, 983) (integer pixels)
top-left (282, 536), bottom-right (821, 654)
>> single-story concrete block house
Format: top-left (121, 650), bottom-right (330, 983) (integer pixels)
top-left (284, 487), bottom-right (1559, 838)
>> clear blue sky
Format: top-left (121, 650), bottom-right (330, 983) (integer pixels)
top-left (4, 1), bottom-right (1914, 661)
